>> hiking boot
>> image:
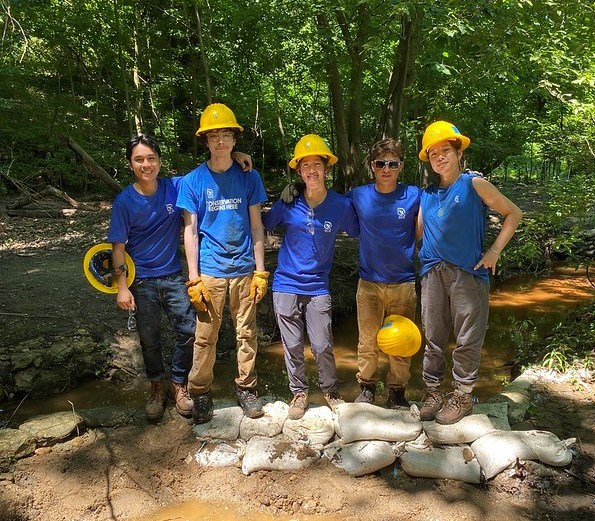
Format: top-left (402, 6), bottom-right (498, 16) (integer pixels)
top-left (323, 390), bottom-right (345, 411)
top-left (288, 392), bottom-right (308, 420)
top-left (386, 387), bottom-right (410, 409)
top-left (354, 383), bottom-right (376, 404)
top-left (235, 386), bottom-right (264, 418)
top-left (145, 381), bottom-right (167, 421)
top-left (419, 387), bottom-right (444, 421)
top-left (435, 390), bottom-right (473, 425)
top-left (171, 382), bottom-right (193, 417)
top-left (192, 391), bottom-right (214, 424)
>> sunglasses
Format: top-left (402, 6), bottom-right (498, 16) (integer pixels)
top-left (373, 159), bottom-right (402, 170)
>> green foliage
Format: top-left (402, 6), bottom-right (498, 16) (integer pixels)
top-left (511, 302), bottom-right (595, 373)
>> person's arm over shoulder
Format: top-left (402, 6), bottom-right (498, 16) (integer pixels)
top-left (261, 198), bottom-right (285, 232)
top-left (341, 197), bottom-right (359, 237)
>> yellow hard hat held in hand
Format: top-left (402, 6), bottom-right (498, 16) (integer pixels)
top-left (376, 315), bottom-right (422, 358)
top-left (419, 121), bottom-right (470, 162)
top-left (83, 243), bottom-right (135, 294)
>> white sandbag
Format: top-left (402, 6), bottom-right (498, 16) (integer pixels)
top-left (400, 445), bottom-right (481, 484)
top-left (282, 405), bottom-right (335, 448)
top-left (241, 435), bottom-right (320, 475)
top-left (473, 402), bottom-right (511, 431)
top-left (194, 439), bottom-right (246, 468)
top-left (192, 403), bottom-right (244, 441)
top-left (423, 414), bottom-right (497, 444)
top-left (471, 430), bottom-right (575, 480)
top-left (240, 400), bottom-right (288, 441)
top-left (323, 440), bottom-right (397, 477)
top-left (335, 402), bottom-right (422, 444)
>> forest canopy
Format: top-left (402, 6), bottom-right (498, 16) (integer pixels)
top-left (1, 0), bottom-right (594, 195)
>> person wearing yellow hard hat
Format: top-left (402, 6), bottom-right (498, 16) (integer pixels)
top-left (416, 121), bottom-right (522, 424)
top-left (107, 134), bottom-right (197, 422)
top-left (176, 102), bottom-right (268, 424)
top-left (346, 138), bottom-right (421, 409)
top-left (262, 134), bottom-right (358, 419)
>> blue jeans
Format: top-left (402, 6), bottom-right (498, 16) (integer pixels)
top-left (130, 272), bottom-right (196, 384)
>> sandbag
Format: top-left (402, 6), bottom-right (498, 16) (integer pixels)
top-left (324, 439), bottom-right (397, 477)
top-left (471, 430), bottom-right (575, 480)
top-left (282, 405), bottom-right (335, 448)
top-left (241, 435), bottom-right (320, 475)
top-left (423, 414), bottom-right (497, 445)
top-left (194, 439), bottom-right (246, 468)
top-left (400, 444), bottom-right (482, 484)
top-left (335, 402), bottom-right (422, 443)
top-left (240, 400), bottom-right (288, 441)
top-left (193, 403), bottom-right (244, 441)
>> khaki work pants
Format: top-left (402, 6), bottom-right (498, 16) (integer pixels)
top-left (187, 274), bottom-right (258, 396)
top-left (356, 279), bottom-right (417, 388)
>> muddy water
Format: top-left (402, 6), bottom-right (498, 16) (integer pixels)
top-left (6, 265), bottom-right (593, 421)
top-left (130, 499), bottom-right (343, 521)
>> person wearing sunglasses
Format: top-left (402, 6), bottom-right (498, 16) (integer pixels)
top-left (262, 134), bottom-right (359, 420)
top-left (416, 121), bottom-right (522, 424)
top-left (346, 138), bottom-right (421, 409)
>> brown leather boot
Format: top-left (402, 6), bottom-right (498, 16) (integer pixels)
top-left (419, 387), bottom-right (444, 421)
top-left (145, 381), bottom-right (167, 420)
top-left (435, 390), bottom-right (473, 425)
top-left (171, 382), bottom-right (193, 417)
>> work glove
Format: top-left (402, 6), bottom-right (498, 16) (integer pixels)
top-left (249, 271), bottom-right (270, 303)
top-left (280, 180), bottom-right (305, 204)
top-left (186, 277), bottom-right (211, 313)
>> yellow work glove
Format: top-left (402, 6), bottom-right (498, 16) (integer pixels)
top-left (249, 271), bottom-right (270, 303)
top-left (185, 277), bottom-right (211, 313)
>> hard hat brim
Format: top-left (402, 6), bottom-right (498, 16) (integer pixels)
top-left (289, 152), bottom-right (338, 170)
top-left (419, 134), bottom-right (471, 162)
top-left (195, 123), bottom-right (244, 137)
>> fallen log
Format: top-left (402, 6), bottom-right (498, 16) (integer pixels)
top-left (60, 134), bottom-right (122, 194)
top-left (5, 208), bottom-right (79, 218)
top-left (41, 185), bottom-right (101, 212)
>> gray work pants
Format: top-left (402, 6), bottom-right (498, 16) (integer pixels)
top-left (273, 292), bottom-right (337, 395)
top-left (420, 262), bottom-right (489, 393)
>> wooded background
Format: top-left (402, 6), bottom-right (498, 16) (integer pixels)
top-left (1, 0), bottom-right (594, 195)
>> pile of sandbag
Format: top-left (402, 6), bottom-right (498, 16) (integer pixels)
top-left (191, 398), bottom-right (575, 482)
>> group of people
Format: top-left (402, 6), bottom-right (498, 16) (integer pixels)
top-left (106, 102), bottom-right (522, 428)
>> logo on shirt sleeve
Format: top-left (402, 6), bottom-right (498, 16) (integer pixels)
top-left (324, 221), bottom-right (332, 233)
top-left (166, 203), bottom-right (174, 214)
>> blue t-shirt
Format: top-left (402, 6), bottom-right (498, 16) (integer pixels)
top-left (346, 183), bottom-right (420, 283)
top-left (262, 191), bottom-right (358, 295)
top-left (419, 172), bottom-right (488, 281)
top-left (176, 161), bottom-right (267, 277)
top-left (107, 177), bottom-right (183, 279)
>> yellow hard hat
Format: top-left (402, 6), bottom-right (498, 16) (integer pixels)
top-left (195, 103), bottom-right (244, 136)
top-left (419, 120), bottom-right (470, 162)
top-left (376, 315), bottom-right (422, 358)
top-left (83, 243), bottom-right (136, 294)
top-left (289, 134), bottom-right (338, 169)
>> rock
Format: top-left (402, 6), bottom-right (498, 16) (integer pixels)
top-left (79, 406), bottom-right (136, 428)
top-left (489, 374), bottom-right (537, 424)
top-left (18, 411), bottom-right (84, 443)
top-left (0, 428), bottom-right (36, 460)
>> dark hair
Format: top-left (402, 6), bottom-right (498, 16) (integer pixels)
top-left (126, 134), bottom-right (161, 161)
top-left (369, 138), bottom-right (404, 162)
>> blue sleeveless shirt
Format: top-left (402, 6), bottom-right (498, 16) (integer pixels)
top-left (419, 173), bottom-right (488, 281)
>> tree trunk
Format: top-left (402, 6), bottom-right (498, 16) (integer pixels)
top-left (378, 14), bottom-right (417, 141)
top-left (272, 70), bottom-right (291, 181)
top-left (61, 135), bottom-right (122, 194)
top-left (112, 0), bottom-right (134, 136)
